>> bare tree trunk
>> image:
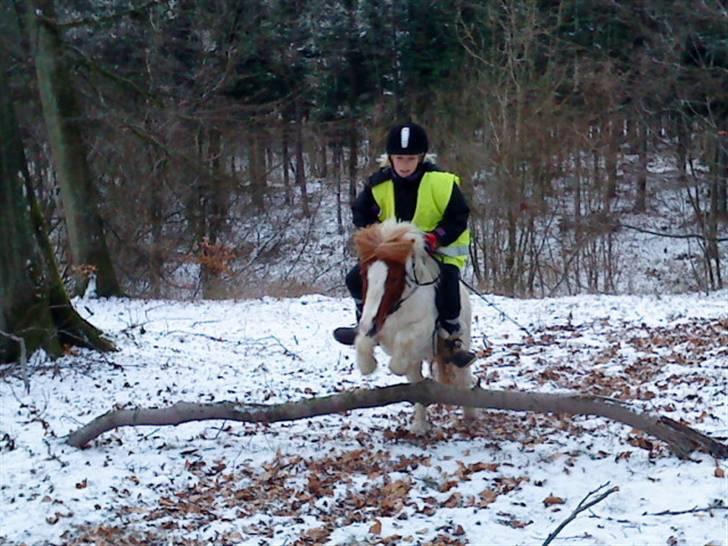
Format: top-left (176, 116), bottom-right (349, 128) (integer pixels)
top-left (605, 119), bottom-right (618, 204)
top-left (281, 120), bottom-right (292, 206)
top-left (707, 134), bottom-right (722, 289)
top-left (66, 379), bottom-right (728, 460)
top-left (676, 115), bottom-right (689, 183)
top-left (27, 0), bottom-right (121, 297)
top-left (294, 96), bottom-right (310, 217)
top-left (718, 132), bottom-right (727, 214)
top-left (347, 117), bottom-right (358, 205)
top-left (634, 119), bottom-right (648, 212)
top-left (248, 126), bottom-right (266, 211)
top-left (318, 136), bottom-right (328, 179)
top-left (332, 139), bottom-right (344, 234)
top-left (0, 60), bottom-right (114, 362)
top-left (202, 127), bottom-right (229, 298)
top-left (148, 153), bottom-right (164, 298)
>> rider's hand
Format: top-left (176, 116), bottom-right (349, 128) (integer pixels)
top-left (424, 232), bottom-right (440, 253)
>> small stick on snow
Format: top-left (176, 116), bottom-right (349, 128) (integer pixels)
top-left (542, 482), bottom-right (620, 546)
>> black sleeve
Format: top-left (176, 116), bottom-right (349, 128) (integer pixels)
top-left (351, 169), bottom-right (392, 227)
top-left (433, 183), bottom-right (470, 246)
top-left (351, 184), bottom-right (380, 228)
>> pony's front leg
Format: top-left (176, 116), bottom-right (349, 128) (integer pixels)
top-left (355, 335), bottom-right (378, 375)
top-left (406, 365), bottom-right (430, 435)
top-left (388, 329), bottom-right (423, 376)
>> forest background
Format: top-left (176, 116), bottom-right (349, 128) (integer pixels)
top-left (1, 0), bottom-right (727, 323)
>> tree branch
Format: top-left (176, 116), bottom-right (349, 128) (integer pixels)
top-left (619, 223), bottom-right (728, 243)
top-left (542, 482), bottom-right (620, 546)
top-left (65, 380), bottom-right (728, 458)
top-left (36, 0), bottom-right (167, 30)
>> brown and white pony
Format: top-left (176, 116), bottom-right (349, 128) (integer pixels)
top-left (353, 219), bottom-right (476, 434)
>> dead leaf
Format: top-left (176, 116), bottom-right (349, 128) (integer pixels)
top-left (714, 467), bottom-right (725, 478)
top-left (478, 489), bottom-right (499, 507)
top-left (75, 479), bottom-right (88, 489)
top-left (369, 519), bottom-right (382, 535)
top-left (443, 492), bottom-right (463, 508)
top-left (543, 494), bottom-right (566, 507)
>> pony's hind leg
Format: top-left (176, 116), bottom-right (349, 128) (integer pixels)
top-left (406, 364), bottom-right (430, 435)
top-left (453, 365), bottom-right (478, 420)
top-left (432, 354), bottom-right (478, 421)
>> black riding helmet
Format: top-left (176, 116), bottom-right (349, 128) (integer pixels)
top-left (386, 122), bottom-right (429, 155)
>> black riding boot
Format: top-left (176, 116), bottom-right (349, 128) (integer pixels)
top-left (333, 304), bottom-right (361, 345)
top-left (437, 264), bottom-right (477, 368)
top-left (333, 264), bottom-right (364, 345)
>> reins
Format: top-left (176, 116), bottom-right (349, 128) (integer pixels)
top-left (458, 277), bottom-right (533, 338)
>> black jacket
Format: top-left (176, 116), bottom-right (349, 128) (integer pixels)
top-left (351, 161), bottom-right (470, 247)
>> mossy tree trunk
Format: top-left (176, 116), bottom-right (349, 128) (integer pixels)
top-left (27, 0), bottom-right (121, 297)
top-left (0, 60), bottom-right (115, 363)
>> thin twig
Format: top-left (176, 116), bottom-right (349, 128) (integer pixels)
top-left (542, 482), bottom-right (620, 546)
top-left (642, 503), bottom-right (726, 516)
top-left (619, 223), bottom-right (728, 243)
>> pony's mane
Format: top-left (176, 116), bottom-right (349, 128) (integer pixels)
top-left (354, 221), bottom-right (420, 266)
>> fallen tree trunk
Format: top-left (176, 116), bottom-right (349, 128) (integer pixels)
top-left (67, 379), bottom-right (728, 459)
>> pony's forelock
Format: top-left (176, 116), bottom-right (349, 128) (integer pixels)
top-left (354, 221), bottom-right (419, 266)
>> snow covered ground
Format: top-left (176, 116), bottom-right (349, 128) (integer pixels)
top-left (1, 290), bottom-right (726, 545)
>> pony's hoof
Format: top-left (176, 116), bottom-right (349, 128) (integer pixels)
top-left (409, 419), bottom-right (430, 436)
top-left (358, 356), bottom-right (377, 375)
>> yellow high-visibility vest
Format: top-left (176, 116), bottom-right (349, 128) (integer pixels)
top-left (371, 171), bottom-right (470, 269)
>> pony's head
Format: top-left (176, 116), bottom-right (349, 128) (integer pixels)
top-left (353, 220), bottom-right (431, 335)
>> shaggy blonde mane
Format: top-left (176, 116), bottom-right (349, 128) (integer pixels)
top-left (354, 221), bottom-right (419, 266)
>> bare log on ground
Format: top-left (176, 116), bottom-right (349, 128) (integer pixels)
top-left (66, 379), bottom-right (728, 459)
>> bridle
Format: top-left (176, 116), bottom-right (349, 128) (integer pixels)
top-left (389, 250), bottom-right (441, 316)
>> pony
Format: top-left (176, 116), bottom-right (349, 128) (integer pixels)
top-left (352, 219), bottom-right (476, 434)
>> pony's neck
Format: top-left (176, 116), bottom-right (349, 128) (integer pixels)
top-left (410, 251), bottom-right (441, 285)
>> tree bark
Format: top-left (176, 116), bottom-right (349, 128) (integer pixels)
top-left (27, 0), bottom-right (121, 297)
top-left (66, 379), bottom-right (727, 460)
top-left (0, 59), bottom-right (115, 362)
top-left (294, 95), bottom-right (310, 217)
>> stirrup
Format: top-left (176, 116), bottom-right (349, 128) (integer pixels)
top-left (333, 326), bottom-right (357, 346)
top-left (444, 338), bottom-right (477, 368)
top-left (450, 349), bottom-right (477, 368)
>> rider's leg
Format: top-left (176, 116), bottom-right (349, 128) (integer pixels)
top-left (436, 263), bottom-right (462, 336)
top-left (436, 263), bottom-right (476, 368)
top-left (345, 263), bottom-right (364, 322)
top-left (334, 264), bottom-right (363, 345)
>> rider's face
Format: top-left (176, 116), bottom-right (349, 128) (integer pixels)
top-left (390, 154), bottom-right (422, 178)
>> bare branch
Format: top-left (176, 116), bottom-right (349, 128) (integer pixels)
top-left (542, 482), bottom-right (620, 546)
top-left (66, 379), bottom-right (728, 459)
top-left (642, 502), bottom-right (727, 517)
top-left (619, 223), bottom-right (728, 243)
top-left (36, 0), bottom-right (167, 30)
